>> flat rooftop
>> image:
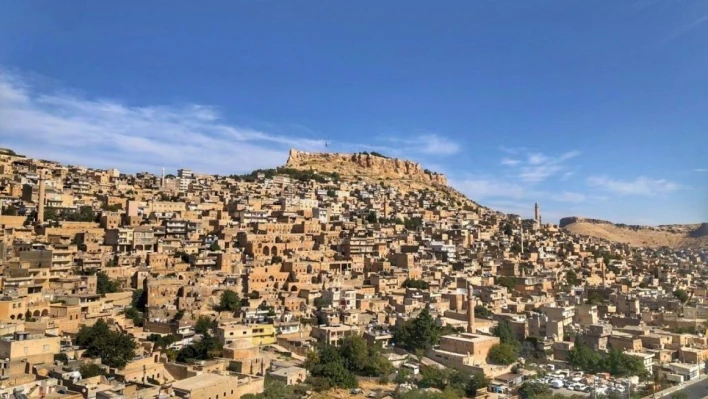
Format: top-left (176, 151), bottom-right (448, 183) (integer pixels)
top-left (441, 333), bottom-right (499, 343)
top-left (172, 373), bottom-right (237, 391)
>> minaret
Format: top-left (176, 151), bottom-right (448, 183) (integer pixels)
top-left (37, 170), bottom-right (47, 225)
top-left (534, 202), bottom-right (540, 226)
top-left (601, 259), bottom-right (607, 288)
top-left (520, 226), bottom-right (524, 254)
top-left (467, 281), bottom-right (476, 334)
top-left (161, 167), bottom-right (165, 188)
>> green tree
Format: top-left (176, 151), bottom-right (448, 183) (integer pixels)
top-left (209, 242), bottom-right (221, 251)
top-left (394, 368), bottom-right (410, 384)
top-left (176, 333), bottom-right (222, 362)
top-left (54, 353), bottom-right (69, 364)
top-left (503, 224), bottom-right (513, 236)
top-left (1, 204), bottom-right (18, 216)
top-left (568, 335), bottom-right (599, 372)
top-left (492, 321), bottom-right (521, 350)
top-left (603, 349), bottom-right (649, 380)
top-left (304, 336), bottom-right (392, 389)
top-left (474, 305), bottom-right (493, 318)
top-left (79, 363), bottom-right (106, 378)
top-left (101, 203), bottom-right (121, 212)
top-left (402, 279), bottom-right (430, 290)
top-left (131, 289), bottom-right (147, 311)
top-left (241, 377), bottom-right (299, 399)
top-left (75, 319), bottom-right (136, 369)
top-left (337, 336), bottom-right (369, 373)
top-left (518, 381), bottom-right (552, 399)
top-left (362, 342), bottom-right (393, 377)
top-left (194, 315), bottom-right (213, 335)
top-left (366, 211), bottom-right (378, 223)
top-left (393, 306), bottom-right (440, 352)
top-left (487, 343), bottom-right (519, 365)
top-left (404, 217), bottom-right (423, 230)
top-left (418, 366), bottom-right (451, 390)
top-left (466, 372), bottom-right (490, 397)
top-left (673, 289), bottom-right (689, 304)
top-left (586, 291), bottom-right (605, 305)
top-left (147, 334), bottom-right (177, 350)
top-left (217, 289), bottom-right (242, 312)
top-left (309, 361), bottom-right (358, 390)
top-left (124, 307), bottom-right (144, 327)
top-left (96, 272), bottom-right (120, 295)
top-left (565, 270), bottom-right (580, 286)
top-left (313, 296), bottom-right (331, 310)
top-left (496, 276), bottom-right (516, 291)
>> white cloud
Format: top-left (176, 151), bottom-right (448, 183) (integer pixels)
top-left (500, 158), bottom-right (521, 166)
top-left (382, 134), bottom-right (460, 156)
top-left (451, 148), bottom-right (584, 205)
top-left (587, 176), bottom-right (680, 196)
top-left (0, 69), bottom-right (331, 174)
top-left (695, 168), bottom-right (708, 173)
top-left (556, 191), bottom-right (586, 203)
top-left (528, 153), bottom-right (549, 165)
top-left (517, 150), bottom-right (580, 183)
top-left (415, 134), bottom-right (460, 155)
top-left (499, 150), bottom-right (580, 183)
top-left (450, 177), bottom-right (528, 200)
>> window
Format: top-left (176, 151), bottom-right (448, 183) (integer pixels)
top-left (43, 345), bottom-right (50, 352)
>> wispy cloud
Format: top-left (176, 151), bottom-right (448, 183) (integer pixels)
top-left (556, 191), bottom-right (586, 203)
top-left (449, 177), bottom-right (529, 200)
top-left (0, 69), bottom-right (333, 174)
top-left (587, 176), bottom-right (681, 196)
top-left (695, 168), bottom-right (708, 173)
top-left (0, 68), bottom-right (462, 176)
top-left (513, 150), bottom-right (580, 183)
top-left (660, 13), bottom-right (708, 44)
top-left (383, 134), bottom-right (460, 156)
top-left (451, 148), bottom-right (583, 202)
top-left (500, 158), bottom-right (521, 166)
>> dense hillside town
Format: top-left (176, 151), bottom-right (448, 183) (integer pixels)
top-left (0, 148), bottom-right (706, 399)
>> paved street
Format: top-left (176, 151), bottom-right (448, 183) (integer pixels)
top-left (660, 378), bottom-right (708, 399)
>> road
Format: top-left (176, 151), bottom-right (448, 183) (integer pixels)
top-left (660, 378), bottom-right (708, 399)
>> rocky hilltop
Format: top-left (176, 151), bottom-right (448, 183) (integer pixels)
top-left (286, 149), bottom-right (448, 186)
top-left (561, 217), bottom-right (708, 249)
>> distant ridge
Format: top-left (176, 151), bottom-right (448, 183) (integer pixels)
top-left (560, 217), bottom-right (708, 249)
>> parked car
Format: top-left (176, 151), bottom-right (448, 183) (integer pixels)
top-left (574, 384), bottom-right (587, 391)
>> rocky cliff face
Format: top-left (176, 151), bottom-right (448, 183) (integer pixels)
top-left (286, 149), bottom-right (448, 185)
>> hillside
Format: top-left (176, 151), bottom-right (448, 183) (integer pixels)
top-left (560, 217), bottom-right (708, 249)
top-left (285, 148), bottom-right (478, 207)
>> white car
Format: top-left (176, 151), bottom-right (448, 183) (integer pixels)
top-left (551, 380), bottom-right (564, 389)
top-left (574, 384), bottom-right (587, 391)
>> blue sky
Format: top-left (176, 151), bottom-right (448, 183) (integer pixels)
top-left (1, 1), bottom-right (706, 224)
